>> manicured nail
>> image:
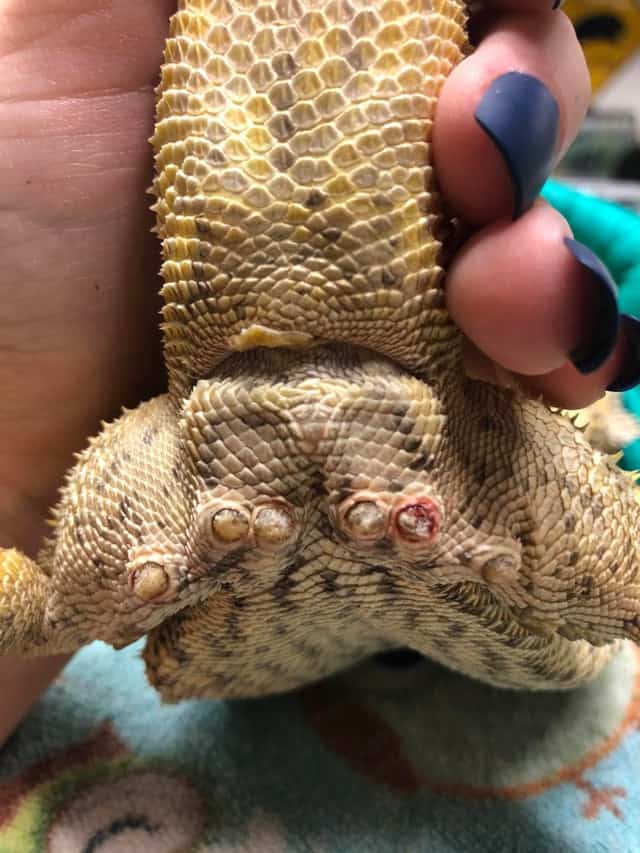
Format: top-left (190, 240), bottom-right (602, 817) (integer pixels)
top-left (608, 315), bottom-right (640, 391)
top-left (565, 238), bottom-right (620, 374)
top-left (552, 0), bottom-right (564, 8)
top-left (475, 72), bottom-right (560, 219)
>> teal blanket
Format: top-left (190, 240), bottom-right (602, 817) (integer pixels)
top-left (1, 640), bottom-right (640, 852)
top-left (1, 183), bottom-right (639, 853)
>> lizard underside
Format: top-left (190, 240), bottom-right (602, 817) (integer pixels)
top-left (1, 0), bottom-right (639, 701)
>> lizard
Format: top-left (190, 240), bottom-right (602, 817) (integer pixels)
top-left (1, 0), bottom-right (639, 702)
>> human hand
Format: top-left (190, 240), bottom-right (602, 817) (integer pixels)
top-left (0, 0), bottom-right (175, 557)
top-left (0, 0), bottom-right (175, 746)
top-left (435, 0), bottom-right (640, 409)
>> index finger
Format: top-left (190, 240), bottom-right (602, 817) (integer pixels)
top-left (434, 7), bottom-right (590, 225)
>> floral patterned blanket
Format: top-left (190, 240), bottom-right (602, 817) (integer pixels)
top-left (1, 639), bottom-right (639, 852)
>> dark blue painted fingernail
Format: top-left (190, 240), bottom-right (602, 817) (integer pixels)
top-left (552, 0), bottom-right (564, 9)
top-left (565, 238), bottom-right (620, 374)
top-left (474, 72), bottom-right (560, 219)
top-left (608, 315), bottom-right (640, 391)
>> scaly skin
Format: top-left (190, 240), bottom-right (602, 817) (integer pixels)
top-left (2, 0), bottom-right (640, 701)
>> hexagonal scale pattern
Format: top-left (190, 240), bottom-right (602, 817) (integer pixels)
top-left (152, 0), bottom-right (467, 393)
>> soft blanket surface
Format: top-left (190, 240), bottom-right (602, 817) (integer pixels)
top-left (1, 639), bottom-right (639, 852)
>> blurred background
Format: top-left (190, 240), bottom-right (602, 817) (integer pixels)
top-left (559, 0), bottom-right (640, 209)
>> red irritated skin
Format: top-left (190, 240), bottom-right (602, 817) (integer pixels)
top-left (335, 494), bottom-right (442, 551)
top-left (393, 498), bottom-right (442, 547)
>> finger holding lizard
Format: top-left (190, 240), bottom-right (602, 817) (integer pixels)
top-left (436, 4), bottom-right (639, 406)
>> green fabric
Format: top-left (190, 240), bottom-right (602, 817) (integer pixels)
top-left (543, 180), bottom-right (640, 471)
top-left (2, 640), bottom-right (640, 852)
top-left (542, 180), bottom-right (640, 311)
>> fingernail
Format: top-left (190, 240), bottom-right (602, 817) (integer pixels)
top-left (608, 315), bottom-right (640, 391)
top-left (565, 238), bottom-right (620, 374)
top-left (474, 72), bottom-right (560, 219)
top-left (552, 0), bottom-right (564, 8)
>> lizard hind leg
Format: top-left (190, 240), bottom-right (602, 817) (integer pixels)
top-left (2, 395), bottom-right (194, 658)
top-left (447, 381), bottom-right (640, 655)
top-left (0, 548), bottom-right (51, 654)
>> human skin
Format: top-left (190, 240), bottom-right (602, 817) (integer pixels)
top-left (0, 0), bottom-right (623, 745)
